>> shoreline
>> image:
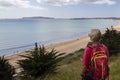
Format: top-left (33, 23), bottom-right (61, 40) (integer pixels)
top-left (6, 20), bottom-right (120, 73)
top-left (6, 35), bottom-right (91, 73)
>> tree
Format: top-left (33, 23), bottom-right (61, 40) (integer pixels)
top-left (101, 27), bottom-right (120, 55)
top-left (0, 56), bottom-right (15, 80)
top-left (17, 43), bottom-right (64, 79)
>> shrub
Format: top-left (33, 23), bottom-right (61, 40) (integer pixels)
top-left (0, 56), bottom-right (15, 80)
top-left (17, 43), bottom-right (64, 79)
top-left (101, 27), bottom-right (120, 55)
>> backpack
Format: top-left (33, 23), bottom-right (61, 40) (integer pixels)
top-left (90, 45), bottom-right (109, 80)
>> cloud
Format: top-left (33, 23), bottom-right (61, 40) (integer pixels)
top-left (92, 0), bottom-right (116, 5)
top-left (0, 0), bottom-right (44, 9)
top-left (0, 0), bottom-right (116, 10)
top-left (36, 0), bottom-right (116, 6)
top-left (36, 0), bottom-right (82, 6)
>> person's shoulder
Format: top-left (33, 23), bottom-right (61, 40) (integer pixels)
top-left (100, 44), bottom-right (109, 51)
top-left (101, 44), bottom-right (107, 48)
top-left (87, 42), bottom-right (93, 47)
top-left (86, 42), bottom-right (94, 50)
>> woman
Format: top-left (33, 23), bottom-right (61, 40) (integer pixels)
top-left (81, 29), bottom-right (109, 80)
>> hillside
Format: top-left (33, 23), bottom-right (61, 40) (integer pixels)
top-left (22, 16), bottom-right (55, 19)
top-left (44, 51), bottom-right (120, 80)
top-left (15, 49), bottom-right (120, 80)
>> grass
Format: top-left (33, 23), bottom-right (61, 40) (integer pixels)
top-left (43, 49), bottom-right (84, 80)
top-left (43, 51), bottom-right (120, 80)
top-left (15, 49), bottom-right (120, 80)
top-left (109, 54), bottom-right (120, 80)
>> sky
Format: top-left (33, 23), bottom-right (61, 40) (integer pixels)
top-left (0, 0), bottom-right (120, 19)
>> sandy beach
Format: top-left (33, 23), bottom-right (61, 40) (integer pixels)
top-left (7, 36), bottom-right (90, 72)
top-left (6, 20), bottom-right (120, 73)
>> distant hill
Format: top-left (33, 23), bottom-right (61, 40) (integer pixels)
top-left (0, 17), bottom-right (120, 20)
top-left (22, 16), bottom-right (55, 19)
top-left (69, 17), bottom-right (120, 20)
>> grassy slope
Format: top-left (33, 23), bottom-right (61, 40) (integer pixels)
top-left (16, 50), bottom-right (120, 80)
top-left (43, 50), bottom-right (84, 80)
top-left (109, 54), bottom-right (120, 80)
top-left (43, 50), bottom-right (120, 80)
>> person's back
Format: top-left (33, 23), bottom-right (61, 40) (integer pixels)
top-left (81, 29), bottom-right (109, 80)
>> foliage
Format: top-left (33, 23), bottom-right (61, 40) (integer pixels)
top-left (109, 54), bottom-right (120, 80)
top-left (15, 48), bottom-right (120, 80)
top-left (17, 43), bottom-right (64, 79)
top-left (101, 27), bottom-right (120, 55)
top-left (36, 52), bottom-right (120, 80)
top-left (0, 56), bottom-right (15, 80)
top-left (40, 48), bottom-right (84, 80)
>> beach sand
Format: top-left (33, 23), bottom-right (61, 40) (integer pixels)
top-left (7, 36), bottom-right (90, 72)
top-left (6, 20), bottom-right (120, 73)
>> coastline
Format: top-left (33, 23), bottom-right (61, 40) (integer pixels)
top-left (114, 20), bottom-right (120, 30)
top-left (6, 20), bottom-right (120, 73)
top-left (6, 36), bottom-right (90, 71)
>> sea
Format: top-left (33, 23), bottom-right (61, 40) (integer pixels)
top-left (0, 19), bottom-right (118, 56)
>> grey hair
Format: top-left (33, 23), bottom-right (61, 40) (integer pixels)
top-left (88, 29), bottom-right (101, 42)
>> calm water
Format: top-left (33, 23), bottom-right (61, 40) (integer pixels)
top-left (0, 19), bottom-right (118, 55)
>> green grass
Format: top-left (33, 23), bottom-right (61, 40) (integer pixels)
top-left (15, 49), bottom-right (120, 80)
top-left (43, 49), bottom-right (84, 80)
top-left (43, 51), bottom-right (120, 80)
top-left (109, 54), bottom-right (120, 80)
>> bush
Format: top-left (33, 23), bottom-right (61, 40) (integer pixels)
top-left (0, 56), bottom-right (15, 80)
top-left (101, 27), bottom-right (120, 55)
top-left (17, 43), bottom-right (64, 79)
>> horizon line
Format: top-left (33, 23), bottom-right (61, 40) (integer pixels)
top-left (0, 16), bottom-right (120, 20)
